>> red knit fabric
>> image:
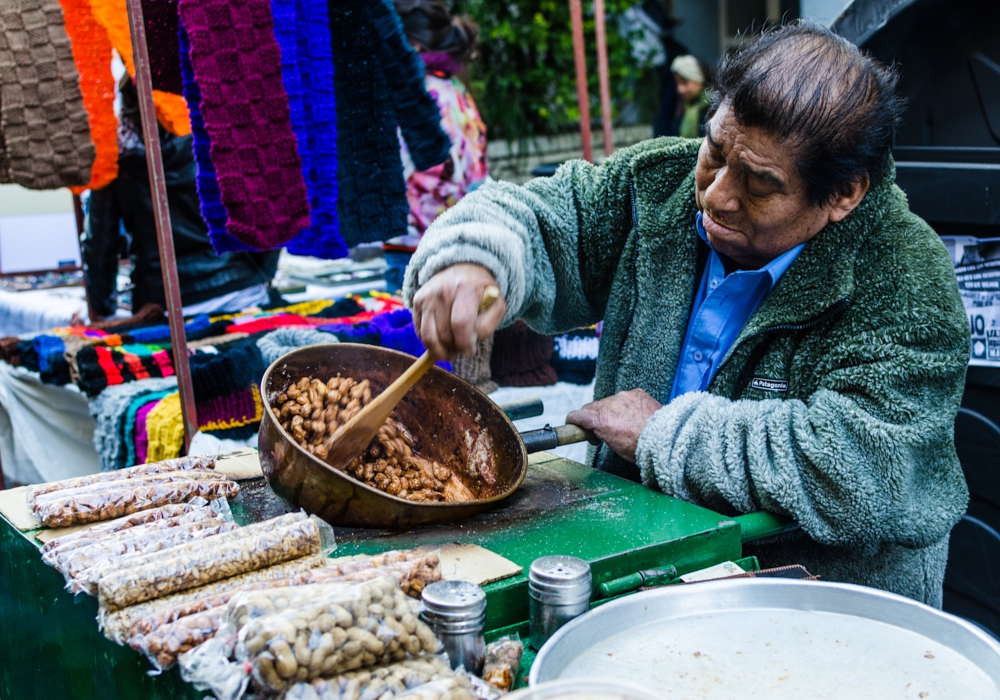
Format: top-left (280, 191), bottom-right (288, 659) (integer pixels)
top-left (177, 0), bottom-right (310, 249)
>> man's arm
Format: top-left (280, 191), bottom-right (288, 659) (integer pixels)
top-left (404, 150), bottom-right (637, 355)
top-left (635, 315), bottom-right (970, 554)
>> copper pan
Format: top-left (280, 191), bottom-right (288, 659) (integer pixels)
top-left (259, 344), bottom-right (530, 529)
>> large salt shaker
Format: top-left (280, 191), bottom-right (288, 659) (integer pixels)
top-left (529, 555), bottom-right (592, 650)
top-left (421, 580), bottom-right (487, 674)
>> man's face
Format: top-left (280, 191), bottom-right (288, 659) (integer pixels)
top-left (694, 102), bottom-right (838, 270)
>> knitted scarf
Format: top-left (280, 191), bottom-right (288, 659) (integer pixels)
top-left (88, 0), bottom-right (190, 135)
top-left (327, 0), bottom-right (408, 246)
top-left (123, 387), bottom-right (174, 466)
top-left (551, 328), bottom-right (599, 385)
top-left (134, 399), bottom-right (157, 464)
top-left (366, 0), bottom-right (450, 171)
top-left (90, 377), bottom-right (177, 471)
top-left (272, 0), bottom-right (346, 259)
top-left (145, 392), bottom-right (184, 462)
top-left (177, 0), bottom-right (311, 250)
top-left (58, 0), bottom-right (118, 192)
top-left (256, 327), bottom-right (337, 366)
top-left (178, 22), bottom-right (241, 253)
top-left (0, 0), bottom-right (95, 189)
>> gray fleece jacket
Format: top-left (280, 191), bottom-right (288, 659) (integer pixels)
top-left (403, 137), bottom-right (970, 607)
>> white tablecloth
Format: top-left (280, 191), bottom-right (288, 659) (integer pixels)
top-left (0, 362), bottom-right (99, 485)
top-left (0, 286), bottom-right (89, 336)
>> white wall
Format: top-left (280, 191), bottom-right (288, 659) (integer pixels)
top-left (0, 185), bottom-right (73, 217)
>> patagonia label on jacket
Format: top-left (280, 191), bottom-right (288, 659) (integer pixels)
top-left (751, 377), bottom-right (788, 393)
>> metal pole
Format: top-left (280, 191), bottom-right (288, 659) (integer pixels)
top-left (125, 0), bottom-right (198, 452)
top-left (568, 0), bottom-right (594, 162)
top-left (593, 0), bottom-right (614, 157)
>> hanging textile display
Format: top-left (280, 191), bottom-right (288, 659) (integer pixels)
top-left (177, 0), bottom-right (311, 251)
top-left (58, 0), bottom-right (118, 192)
top-left (0, 0), bottom-right (95, 189)
top-left (271, 0), bottom-right (346, 259)
top-left (366, 0), bottom-right (451, 171)
top-left (88, 0), bottom-right (191, 136)
top-left (177, 22), bottom-right (242, 253)
top-left (326, 0), bottom-right (429, 246)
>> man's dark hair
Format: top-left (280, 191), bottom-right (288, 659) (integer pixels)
top-left (711, 21), bottom-right (904, 207)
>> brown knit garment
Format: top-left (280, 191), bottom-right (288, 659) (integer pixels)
top-left (0, 336), bottom-right (20, 365)
top-left (452, 334), bottom-right (499, 394)
top-left (0, 0), bottom-right (95, 189)
top-left (87, 303), bottom-right (165, 331)
top-left (491, 320), bottom-right (558, 387)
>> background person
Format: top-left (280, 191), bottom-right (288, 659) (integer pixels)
top-left (671, 54), bottom-right (711, 138)
top-left (83, 76), bottom-right (281, 319)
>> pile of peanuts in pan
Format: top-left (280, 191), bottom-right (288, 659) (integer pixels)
top-left (271, 376), bottom-right (477, 503)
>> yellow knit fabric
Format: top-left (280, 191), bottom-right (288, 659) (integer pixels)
top-left (208, 298), bottom-right (334, 323)
top-left (144, 391), bottom-right (184, 462)
top-left (88, 0), bottom-right (191, 136)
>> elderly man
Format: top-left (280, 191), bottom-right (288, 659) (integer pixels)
top-left (404, 23), bottom-right (970, 606)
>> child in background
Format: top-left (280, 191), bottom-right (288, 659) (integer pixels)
top-left (395, 0), bottom-right (489, 236)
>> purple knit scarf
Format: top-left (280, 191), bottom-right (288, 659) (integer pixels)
top-left (177, 0), bottom-right (310, 250)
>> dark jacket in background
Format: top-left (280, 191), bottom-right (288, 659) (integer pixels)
top-left (83, 132), bottom-right (280, 318)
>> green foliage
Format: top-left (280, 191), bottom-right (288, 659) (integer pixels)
top-left (450, 0), bottom-right (652, 142)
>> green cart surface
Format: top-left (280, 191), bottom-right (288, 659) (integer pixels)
top-left (0, 452), bottom-right (782, 699)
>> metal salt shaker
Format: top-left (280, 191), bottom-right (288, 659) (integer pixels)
top-left (420, 580), bottom-right (487, 674)
top-left (529, 555), bottom-right (592, 650)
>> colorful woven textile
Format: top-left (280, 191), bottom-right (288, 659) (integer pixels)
top-left (551, 327), bottom-right (599, 385)
top-left (89, 376), bottom-right (176, 471)
top-left (134, 399), bottom-right (157, 464)
top-left (0, 0), bottom-right (95, 189)
top-left (145, 391), bottom-right (184, 462)
top-left (59, 0), bottom-right (118, 192)
top-left (123, 387), bottom-right (174, 467)
top-left (273, 0), bottom-right (346, 259)
top-left (88, 0), bottom-right (191, 135)
top-left (256, 327), bottom-right (337, 365)
top-left (178, 0), bottom-right (310, 250)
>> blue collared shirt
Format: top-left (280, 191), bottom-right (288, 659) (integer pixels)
top-left (668, 213), bottom-right (804, 401)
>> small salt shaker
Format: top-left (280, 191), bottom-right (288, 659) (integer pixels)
top-left (421, 580), bottom-right (487, 674)
top-left (529, 555), bottom-right (592, 650)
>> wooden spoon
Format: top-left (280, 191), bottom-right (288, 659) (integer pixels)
top-left (322, 285), bottom-right (501, 473)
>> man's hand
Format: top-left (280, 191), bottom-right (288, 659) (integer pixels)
top-left (566, 389), bottom-right (662, 463)
top-left (411, 263), bottom-right (507, 358)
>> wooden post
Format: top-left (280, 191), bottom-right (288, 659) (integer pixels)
top-left (593, 0), bottom-right (614, 157)
top-left (124, 0), bottom-right (198, 452)
top-left (568, 0), bottom-right (594, 162)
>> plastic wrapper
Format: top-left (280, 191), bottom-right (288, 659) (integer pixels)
top-left (181, 577), bottom-right (442, 699)
top-left (277, 656), bottom-right (455, 700)
top-left (43, 500), bottom-right (230, 571)
top-left (100, 555), bottom-right (327, 644)
top-left (32, 470), bottom-right (229, 508)
top-left (97, 512), bottom-right (332, 611)
top-left (32, 477), bottom-right (239, 528)
top-left (482, 636), bottom-right (523, 692)
top-left (396, 676), bottom-right (478, 700)
top-left (131, 607), bottom-right (226, 671)
top-left (27, 455), bottom-right (216, 501)
top-left (297, 550), bottom-right (442, 598)
top-left (68, 518), bottom-right (239, 595)
top-left (40, 502), bottom-right (202, 554)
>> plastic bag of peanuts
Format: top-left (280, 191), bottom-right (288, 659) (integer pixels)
top-left (97, 512), bottom-right (335, 612)
top-left (275, 655), bottom-right (458, 700)
top-left (180, 577), bottom-right (443, 700)
top-left (26, 455), bottom-right (216, 503)
top-left (58, 502), bottom-right (238, 595)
